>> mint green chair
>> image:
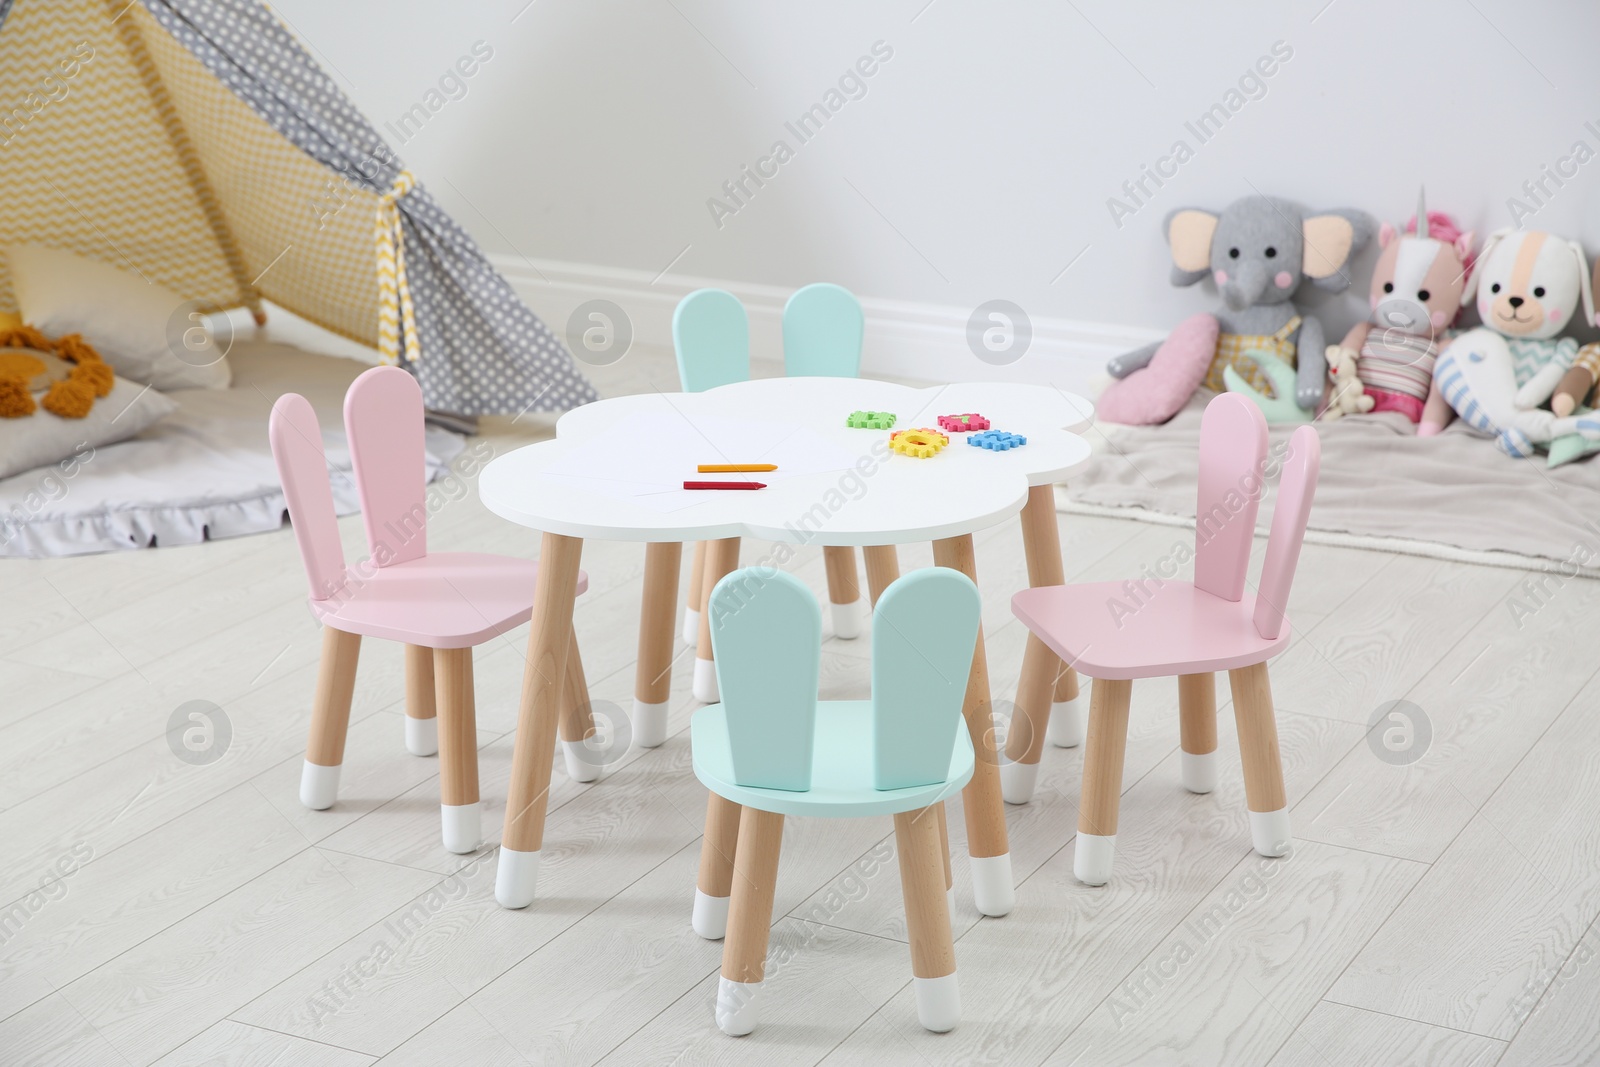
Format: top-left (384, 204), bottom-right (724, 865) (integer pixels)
top-left (672, 288), bottom-right (749, 393)
top-left (690, 567), bottom-right (979, 1037)
top-left (782, 282), bottom-right (863, 378)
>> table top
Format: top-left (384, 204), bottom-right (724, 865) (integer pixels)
top-left (479, 377), bottom-right (1093, 545)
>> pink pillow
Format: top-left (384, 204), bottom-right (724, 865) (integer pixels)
top-left (1097, 313), bottom-right (1219, 425)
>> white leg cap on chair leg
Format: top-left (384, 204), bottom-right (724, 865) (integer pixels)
top-left (716, 977), bottom-right (761, 1036)
top-left (495, 847), bottom-right (541, 909)
top-left (1250, 808), bottom-right (1293, 857)
top-left (440, 802), bottom-right (482, 854)
top-left (1075, 833), bottom-right (1117, 886)
top-left (831, 600), bottom-right (860, 640)
top-left (633, 699), bottom-right (669, 749)
top-left (300, 761), bottom-right (341, 811)
top-left (562, 739), bottom-right (602, 784)
top-left (405, 716), bottom-right (438, 757)
top-left (1047, 696), bottom-right (1083, 748)
top-left (914, 973), bottom-right (961, 1032)
top-left (1181, 750), bottom-right (1217, 794)
top-left (692, 889), bottom-right (729, 940)
top-left (693, 657), bottom-right (719, 703)
top-left (682, 607), bottom-right (700, 649)
top-left (1000, 760), bottom-right (1040, 806)
top-left (968, 853), bottom-right (1015, 917)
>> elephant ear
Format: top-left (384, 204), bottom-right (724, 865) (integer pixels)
top-left (1166, 208), bottom-right (1218, 287)
top-left (1302, 208), bottom-right (1375, 292)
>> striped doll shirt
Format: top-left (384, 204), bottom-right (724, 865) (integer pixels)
top-left (1508, 336), bottom-right (1578, 386)
top-left (1357, 330), bottom-right (1436, 401)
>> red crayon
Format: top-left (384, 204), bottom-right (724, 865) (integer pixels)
top-left (683, 481), bottom-right (766, 490)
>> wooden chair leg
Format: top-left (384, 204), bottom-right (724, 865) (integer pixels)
top-left (1019, 483), bottom-right (1083, 750)
top-left (497, 532), bottom-right (584, 909)
top-left (693, 792), bottom-right (742, 940)
top-left (682, 541), bottom-right (706, 647)
top-left (557, 624), bottom-right (604, 783)
top-left (862, 544), bottom-right (900, 607)
top-left (635, 541), bottom-right (682, 748)
top-left (433, 646), bottom-right (481, 854)
top-left (300, 626), bottom-right (361, 811)
top-left (1229, 662), bottom-right (1291, 858)
top-left (932, 534), bottom-right (1013, 917)
top-left (1002, 635), bottom-right (1056, 805)
top-left (937, 802), bottom-right (954, 898)
top-left (1178, 672), bottom-right (1218, 794)
top-left (1075, 677), bottom-right (1132, 886)
top-left (716, 806), bottom-right (783, 1036)
top-left (403, 644), bottom-right (438, 757)
top-left (895, 805), bottom-right (960, 1032)
top-left (693, 537), bottom-right (740, 703)
top-left (823, 545), bottom-right (862, 639)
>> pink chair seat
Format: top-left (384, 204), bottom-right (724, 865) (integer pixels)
top-left (310, 551), bottom-right (589, 649)
top-left (1010, 580), bottom-right (1290, 681)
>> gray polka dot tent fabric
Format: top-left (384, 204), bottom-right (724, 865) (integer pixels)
top-left (140, 0), bottom-right (598, 415)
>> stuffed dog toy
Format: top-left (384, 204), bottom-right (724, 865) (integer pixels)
top-left (1099, 195), bottom-right (1372, 425)
top-left (1425, 228), bottom-right (1595, 455)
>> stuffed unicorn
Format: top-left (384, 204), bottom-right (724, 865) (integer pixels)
top-left (1427, 228), bottom-right (1597, 455)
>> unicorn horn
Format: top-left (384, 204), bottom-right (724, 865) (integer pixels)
top-left (1415, 185), bottom-right (1428, 239)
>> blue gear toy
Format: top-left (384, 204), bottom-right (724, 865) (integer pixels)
top-left (967, 430), bottom-right (1027, 451)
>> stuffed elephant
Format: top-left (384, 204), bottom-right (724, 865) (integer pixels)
top-left (1100, 196), bottom-right (1374, 425)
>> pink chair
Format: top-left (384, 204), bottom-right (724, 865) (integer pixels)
top-left (1009, 394), bottom-right (1320, 885)
top-left (268, 366), bottom-right (592, 855)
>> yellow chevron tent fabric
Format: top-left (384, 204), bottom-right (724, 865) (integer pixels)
top-left (0, 0), bottom-right (598, 414)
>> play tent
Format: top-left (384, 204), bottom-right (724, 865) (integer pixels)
top-left (0, 0), bottom-right (597, 415)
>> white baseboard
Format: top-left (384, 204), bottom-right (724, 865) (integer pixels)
top-left (490, 255), bottom-right (1161, 394)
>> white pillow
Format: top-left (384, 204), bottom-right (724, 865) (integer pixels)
top-left (0, 374), bottom-right (178, 480)
top-left (5, 244), bottom-right (232, 391)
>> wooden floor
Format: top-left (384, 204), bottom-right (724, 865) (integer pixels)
top-left (3, 348), bottom-right (1598, 1066)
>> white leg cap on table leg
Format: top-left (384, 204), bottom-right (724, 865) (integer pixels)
top-left (682, 607), bottom-right (700, 649)
top-left (968, 853), bottom-right (1015, 917)
top-left (405, 715), bottom-right (438, 757)
top-left (440, 802), bottom-right (482, 854)
top-left (693, 657), bottom-right (719, 703)
top-left (495, 847), bottom-right (541, 909)
top-left (1000, 759), bottom-right (1040, 806)
top-left (1047, 696), bottom-right (1083, 747)
top-left (633, 699), bottom-right (669, 749)
top-left (1075, 833), bottom-right (1116, 886)
top-left (1181, 750), bottom-right (1217, 794)
top-left (692, 888), bottom-right (729, 940)
top-left (562, 739), bottom-right (602, 784)
top-left (716, 976), bottom-right (761, 1036)
top-left (914, 972), bottom-right (961, 1032)
top-left (1250, 808), bottom-right (1292, 857)
top-left (830, 600), bottom-right (860, 640)
top-left (299, 761), bottom-right (341, 811)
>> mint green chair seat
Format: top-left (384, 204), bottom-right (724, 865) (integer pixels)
top-left (782, 282), bottom-right (864, 378)
top-left (691, 567), bottom-right (978, 1039)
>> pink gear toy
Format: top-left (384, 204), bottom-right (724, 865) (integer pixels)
top-left (937, 413), bottom-right (990, 432)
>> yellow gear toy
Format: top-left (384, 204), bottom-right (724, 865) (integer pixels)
top-left (889, 427), bottom-right (948, 458)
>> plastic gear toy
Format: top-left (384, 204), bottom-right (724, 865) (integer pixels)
top-left (967, 430), bottom-right (1027, 451)
top-left (889, 428), bottom-right (948, 458)
top-left (937, 413), bottom-right (990, 432)
top-left (846, 410), bottom-right (896, 429)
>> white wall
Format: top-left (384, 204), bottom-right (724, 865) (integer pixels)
top-left (270, 0), bottom-right (1600, 384)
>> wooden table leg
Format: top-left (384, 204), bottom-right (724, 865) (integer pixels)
top-left (558, 624), bottom-right (601, 784)
top-left (864, 543), bottom-right (954, 901)
top-left (434, 646), bottom-right (481, 854)
top-left (716, 806), bottom-right (784, 1036)
top-left (403, 643), bottom-right (438, 757)
top-left (1005, 484), bottom-right (1081, 805)
top-left (823, 545), bottom-right (862, 640)
top-left (682, 541), bottom-right (706, 647)
top-left (496, 532), bottom-right (584, 909)
top-left (635, 541), bottom-right (683, 749)
top-left (693, 537), bottom-right (741, 703)
top-left (693, 791), bottom-right (742, 940)
top-left (932, 534), bottom-right (1014, 917)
